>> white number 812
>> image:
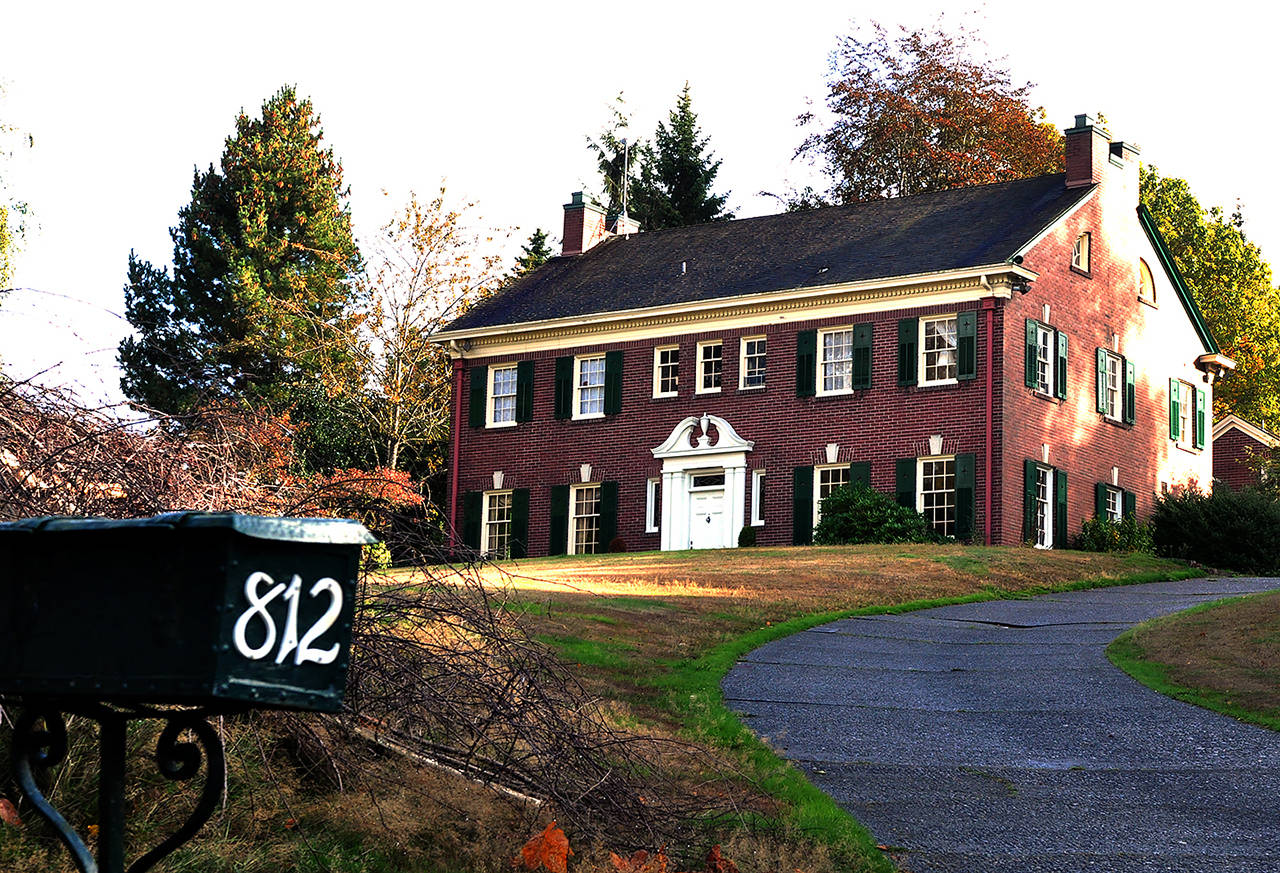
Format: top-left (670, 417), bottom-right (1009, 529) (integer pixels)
top-left (232, 571), bottom-right (343, 666)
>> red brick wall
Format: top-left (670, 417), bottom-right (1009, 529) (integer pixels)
top-left (1214, 428), bottom-right (1269, 490)
top-left (1000, 163), bottom-right (1213, 546)
top-left (454, 301), bottom-right (1004, 556)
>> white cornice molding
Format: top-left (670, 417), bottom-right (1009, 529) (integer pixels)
top-left (652, 413), bottom-right (755, 460)
top-left (1212, 413), bottom-right (1280, 447)
top-left (438, 264), bottom-right (1034, 359)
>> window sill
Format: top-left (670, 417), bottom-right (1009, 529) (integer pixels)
top-left (1139, 295), bottom-right (1158, 309)
top-left (1032, 389), bottom-right (1062, 403)
top-left (1070, 265), bottom-right (1092, 279)
top-left (652, 393), bottom-right (679, 400)
top-left (571, 413), bottom-right (606, 422)
top-left (486, 420), bottom-right (518, 429)
top-left (696, 387), bottom-right (723, 395)
top-left (916, 379), bottom-right (959, 389)
top-left (738, 385), bottom-right (766, 392)
top-left (1100, 415), bottom-right (1132, 430)
top-left (816, 388), bottom-right (855, 398)
top-left (1174, 443), bottom-right (1202, 455)
top-left (750, 521), bottom-right (765, 528)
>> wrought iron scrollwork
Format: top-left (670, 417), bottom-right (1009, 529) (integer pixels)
top-left (8, 704), bottom-right (228, 873)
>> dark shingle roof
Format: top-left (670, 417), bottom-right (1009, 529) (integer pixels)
top-left (447, 173), bottom-right (1091, 333)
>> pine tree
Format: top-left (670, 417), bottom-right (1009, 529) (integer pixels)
top-left (119, 85), bottom-right (362, 416)
top-left (510, 228), bottom-right (554, 279)
top-left (642, 84), bottom-right (732, 229)
top-left (586, 94), bottom-right (646, 220)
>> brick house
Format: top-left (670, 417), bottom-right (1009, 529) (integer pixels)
top-left (434, 115), bottom-right (1232, 558)
top-left (1212, 414), bottom-right (1279, 489)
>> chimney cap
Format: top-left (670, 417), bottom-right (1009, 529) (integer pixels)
top-left (1065, 113), bottom-right (1110, 137)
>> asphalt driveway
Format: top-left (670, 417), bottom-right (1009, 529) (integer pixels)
top-left (722, 577), bottom-right (1280, 872)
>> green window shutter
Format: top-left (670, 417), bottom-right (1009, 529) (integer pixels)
top-left (955, 453), bottom-right (975, 541)
top-left (548, 485), bottom-right (569, 555)
top-left (1025, 319), bottom-right (1039, 388)
top-left (895, 457), bottom-right (916, 508)
top-left (1194, 386), bottom-right (1206, 448)
top-left (792, 466), bottom-right (814, 546)
top-left (1095, 482), bottom-right (1108, 519)
top-left (1169, 377), bottom-right (1180, 440)
top-left (1096, 348), bottom-right (1107, 414)
top-left (1023, 459), bottom-right (1039, 542)
top-left (848, 461), bottom-right (871, 490)
top-left (604, 350), bottom-right (623, 415)
top-left (795, 330), bottom-right (817, 397)
top-left (897, 318), bottom-right (918, 386)
top-left (554, 357), bottom-right (573, 420)
top-left (1123, 490), bottom-right (1137, 519)
top-left (600, 481), bottom-right (619, 548)
top-left (1055, 331), bottom-right (1069, 400)
top-left (511, 488), bottom-right (530, 558)
top-left (1123, 358), bottom-right (1136, 425)
top-left (469, 365), bottom-right (488, 429)
top-left (515, 361), bottom-right (534, 422)
top-left (957, 311), bottom-right (977, 381)
top-left (462, 491), bottom-right (482, 551)
top-left (852, 323), bottom-right (873, 389)
top-left (1053, 469), bottom-right (1068, 549)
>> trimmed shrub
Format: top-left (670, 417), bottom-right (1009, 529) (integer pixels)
top-left (813, 484), bottom-right (939, 545)
top-left (1151, 486), bottom-right (1280, 573)
top-left (738, 525), bottom-right (757, 548)
top-left (607, 536), bottom-right (628, 553)
top-left (1074, 514), bottom-right (1154, 553)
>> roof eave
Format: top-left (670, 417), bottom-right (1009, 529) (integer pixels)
top-left (1138, 204), bottom-right (1221, 355)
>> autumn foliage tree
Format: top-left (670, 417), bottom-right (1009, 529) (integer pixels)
top-left (1140, 165), bottom-right (1280, 430)
top-left (795, 20), bottom-right (1063, 205)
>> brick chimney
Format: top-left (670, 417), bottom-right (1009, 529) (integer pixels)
top-left (561, 192), bottom-right (610, 256)
top-left (1064, 114), bottom-right (1111, 188)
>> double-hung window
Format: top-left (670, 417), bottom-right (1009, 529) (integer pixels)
top-left (482, 491), bottom-right (513, 558)
top-left (653, 346), bottom-right (679, 398)
top-left (575, 355), bottom-right (605, 418)
top-left (917, 456), bottom-right (956, 538)
top-left (1102, 352), bottom-right (1121, 420)
top-left (1169, 379), bottom-right (1205, 450)
top-left (740, 336), bottom-right (766, 389)
top-left (1096, 348), bottom-right (1135, 424)
top-left (813, 464), bottom-right (850, 528)
top-left (570, 484), bottom-right (601, 554)
top-left (819, 328), bottom-right (853, 394)
top-left (697, 341), bottom-right (723, 393)
top-left (489, 365), bottom-right (518, 426)
top-left (1025, 318), bottom-right (1068, 400)
top-left (920, 316), bottom-right (958, 385)
top-left (1034, 465), bottom-right (1053, 548)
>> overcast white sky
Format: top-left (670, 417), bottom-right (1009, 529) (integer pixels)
top-left (2, 1), bottom-right (1275, 403)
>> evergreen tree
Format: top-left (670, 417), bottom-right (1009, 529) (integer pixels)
top-left (642, 83), bottom-right (732, 229)
top-left (510, 228), bottom-right (554, 279)
top-left (586, 94), bottom-right (646, 220)
top-left (119, 85), bottom-right (362, 416)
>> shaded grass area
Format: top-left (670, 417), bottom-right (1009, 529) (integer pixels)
top-left (459, 544), bottom-right (1200, 870)
top-left (1108, 589), bottom-right (1280, 732)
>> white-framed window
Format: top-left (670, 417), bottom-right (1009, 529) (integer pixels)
top-left (1138, 258), bottom-right (1156, 304)
top-left (813, 464), bottom-right (850, 528)
top-left (740, 335), bottom-right (767, 389)
top-left (1104, 486), bottom-right (1122, 522)
top-left (574, 355), bottom-right (606, 419)
top-left (920, 315), bottom-right (958, 386)
top-left (653, 346), bottom-right (679, 398)
top-left (1176, 380), bottom-right (1194, 449)
top-left (917, 456), bottom-right (956, 538)
top-left (1034, 465), bottom-right (1053, 549)
top-left (645, 478), bottom-right (661, 533)
top-left (1073, 232), bottom-right (1091, 272)
top-left (569, 484), bottom-right (601, 554)
top-left (1035, 323), bottom-right (1054, 396)
top-left (488, 364), bottom-right (518, 427)
top-left (482, 490), bottom-right (513, 558)
top-left (818, 327), bottom-right (853, 395)
top-left (1101, 350), bottom-right (1122, 421)
top-left (751, 469), bottom-right (766, 527)
top-left (697, 341), bottom-right (723, 394)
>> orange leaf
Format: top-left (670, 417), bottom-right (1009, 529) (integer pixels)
top-left (704, 845), bottom-right (737, 873)
top-left (0, 798), bottom-right (21, 828)
top-left (610, 848), bottom-right (668, 873)
top-left (516, 821), bottom-right (572, 873)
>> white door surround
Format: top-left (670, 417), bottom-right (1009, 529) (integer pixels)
top-left (651, 413), bottom-right (754, 550)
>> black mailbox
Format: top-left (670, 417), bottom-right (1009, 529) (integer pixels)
top-left (0, 512), bottom-right (375, 713)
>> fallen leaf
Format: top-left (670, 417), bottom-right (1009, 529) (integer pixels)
top-left (610, 847), bottom-right (668, 873)
top-left (0, 798), bottom-right (21, 828)
top-left (704, 845), bottom-right (737, 873)
top-left (516, 821), bottom-right (572, 873)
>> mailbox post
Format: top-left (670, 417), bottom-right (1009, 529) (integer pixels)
top-left (0, 512), bottom-right (375, 873)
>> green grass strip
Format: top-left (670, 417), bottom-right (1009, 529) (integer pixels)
top-left (1107, 592), bottom-right (1280, 733)
top-left (659, 564), bottom-right (1204, 873)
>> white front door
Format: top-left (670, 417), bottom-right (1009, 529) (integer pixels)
top-left (689, 489), bottom-right (726, 549)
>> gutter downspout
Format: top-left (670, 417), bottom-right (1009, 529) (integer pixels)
top-left (448, 358), bottom-right (464, 554)
top-left (982, 296), bottom-right (996, 545)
